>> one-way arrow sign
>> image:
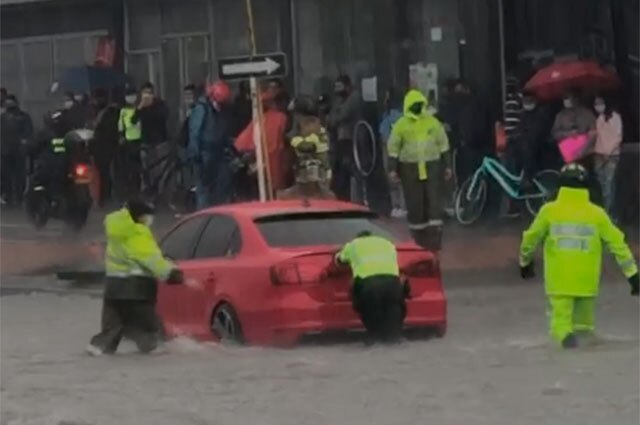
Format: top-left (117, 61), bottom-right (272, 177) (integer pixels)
top-left (218, 52), bottom-right (287, 81)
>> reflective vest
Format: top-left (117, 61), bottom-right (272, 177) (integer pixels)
top-left (388, 90), bottom-right (449, 180)
top-left (291, 128), bottom-right (329, 154)
top-left (336, 235), bottom-right (399, 279)
top-left (520, 187), bottom-right (638, 296)
top-left (105, 208), bottom-right (173, 280)
top-left (51, 137), bottom-right (66, 154)
top-left (118, 107), bottom-right (141, 142)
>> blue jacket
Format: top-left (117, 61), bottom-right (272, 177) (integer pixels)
top-left (188, 97), bottom-right (232, 161)
top-left (378, 108), bottom-right (402, 144)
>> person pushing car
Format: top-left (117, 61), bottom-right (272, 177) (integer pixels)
top-left (519, 163), bottom-right (638, 348)
top-left (87, 199), bottom-right (184, 355)
top-left (335, 231), bottom-right (406, 343)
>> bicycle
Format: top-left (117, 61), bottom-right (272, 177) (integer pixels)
top-left (139, 143), bottom-right (195, 213)
top-left (454, 156), bottom-right (559, 225)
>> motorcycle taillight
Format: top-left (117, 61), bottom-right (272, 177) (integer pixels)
top-left (75, 164), bottom-right (89, 177)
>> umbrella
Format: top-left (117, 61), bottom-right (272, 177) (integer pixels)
top-left (56, 65), bottom-right (127, 93)
top-left (524, 60), bottom-right (620, 101)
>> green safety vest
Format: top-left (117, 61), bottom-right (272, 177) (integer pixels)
top-left (387, 90), bottom-right (449, 180)
top-left (520, 187), bottom-right (638, 296)
top-left (105, 208), bottom-right (174, 280)
top-left (336, 235), bottom-right (399, 279)
top-left (118, 107), bottom-right (141, 142)
top-left (51, 137), bottom-right (66, 153)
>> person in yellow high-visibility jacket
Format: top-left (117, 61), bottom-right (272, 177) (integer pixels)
top-left (87, 199), bottom-right (184, 355)
top-left (117, 89), bottom-right (143, 198)
top-left (335, 231), bottom-right (406, 343)
top-left (519, 163), bottom-right (638, 348)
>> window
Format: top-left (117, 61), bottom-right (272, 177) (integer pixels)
top-left (256, 211), bottom-right (404, 248)
top-left (160, 215), bottom-right (208, 260)
top-left (194, 215), bottom-right (242, 258)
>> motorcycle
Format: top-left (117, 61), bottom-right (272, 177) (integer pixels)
top-left (25, 129), bottom-right (94, 231)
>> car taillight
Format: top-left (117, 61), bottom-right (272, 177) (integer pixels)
top-left (402, 259), bottom-right (439, 278)
top-left (271, 258), bottom-right (329, 285)
top-left (75, 164), bottom-right (89, 177)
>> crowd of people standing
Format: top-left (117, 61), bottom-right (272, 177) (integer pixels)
top-left (0, 73), bottom-right (628, 228)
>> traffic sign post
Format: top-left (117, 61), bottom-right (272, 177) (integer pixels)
top-left (218, 53), bottom-right (287, 81)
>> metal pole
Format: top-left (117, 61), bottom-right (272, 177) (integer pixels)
top-left (498, 0), bottom-right (507, 113)
top-left (244, 0), bottom-right (273, 201)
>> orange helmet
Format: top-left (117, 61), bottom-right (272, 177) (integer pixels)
top-left (207, 80), bottom-right (231, 104)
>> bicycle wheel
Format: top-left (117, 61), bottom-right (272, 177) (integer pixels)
top-left (455, 174), bottom-right (488, 225)
top-left (525, 169), bottom-right (560, 216)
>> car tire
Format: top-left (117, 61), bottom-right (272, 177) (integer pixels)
top-left (433, 324), bottom-right (447, 338)
top-left (211, 303), bottom-right (244, 345)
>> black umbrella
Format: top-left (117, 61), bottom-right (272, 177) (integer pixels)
top-left (57, 65), bottom-right (127, 93)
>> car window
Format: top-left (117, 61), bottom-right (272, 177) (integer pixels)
top-left (160, 215), bottom-right (208, 260)
top-left (255, 211), bottom-right (403, 247)
top-left (194, 214), bottom-right (242, 258)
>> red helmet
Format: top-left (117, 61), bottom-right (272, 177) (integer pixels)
top-left (207, 81), bottom-right (231, 104)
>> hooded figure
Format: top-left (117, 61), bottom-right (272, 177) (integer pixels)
top-left (387, 90), bottom-right (450, 249)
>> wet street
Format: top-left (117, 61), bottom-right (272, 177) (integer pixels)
top-left (1, 208), bottom-right (639, 425)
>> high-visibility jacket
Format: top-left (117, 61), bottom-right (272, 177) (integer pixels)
top-left (388, 90), bottom-right (449, 180)
top-left (118, 106), bottom-right (141, 142)
top-left (336, 235), bottom-right (399, 279)
top-left (51, 137), bottom-right (66, 153)
top-left (520, 187), bottom-right (638, 296)
top-left (105, 208), bottom-right (173, 280)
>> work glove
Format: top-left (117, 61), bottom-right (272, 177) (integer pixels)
top-left (628, 273), bottom-right (639, 296)
top-left (166, 268), bottom-right (184, 285)
top-left (520, 262), bottom-right (535, 280)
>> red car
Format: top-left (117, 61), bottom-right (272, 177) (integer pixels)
top-left (156, 200), bottom-right (447, 346)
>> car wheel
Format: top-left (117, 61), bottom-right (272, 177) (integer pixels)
top-left (211, 303), bottom-right (244, 344)
top-left (433, 324), bottom-right (447, 338)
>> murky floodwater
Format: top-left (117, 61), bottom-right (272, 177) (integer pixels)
top-left (1, 276), bottom-right (638, 425)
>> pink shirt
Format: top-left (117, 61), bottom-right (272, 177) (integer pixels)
top-left (594, 112), bottom-right (623, 156)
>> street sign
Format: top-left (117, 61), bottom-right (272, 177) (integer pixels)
top-left (218, 52), bottom-right (287, 81)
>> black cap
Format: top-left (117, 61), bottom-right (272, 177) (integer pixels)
top-left (126, 198), bottom-right (155, 220)
top-left (559, 163), bottom-right (588, 188)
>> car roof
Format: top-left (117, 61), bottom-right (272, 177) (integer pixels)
top-left (198, 200), bottom-right (370, 219)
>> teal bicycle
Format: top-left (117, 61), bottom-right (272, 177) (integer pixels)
top-left (454, 157), bottom-right (560, 225)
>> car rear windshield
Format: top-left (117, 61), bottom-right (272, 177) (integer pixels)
top-left (255, 211), bottom-right (404, 247)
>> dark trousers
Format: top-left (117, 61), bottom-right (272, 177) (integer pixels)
top-left (93, 156), bottom-right (112, 206)
top-left (1, 152), bottom-right (26, 205)
top-left (352, 275), bottom-right (406, 342)
top-left (398, 160), bottom-right (443, 226)
top-left (114, 143), bottom-right (141, 200)
top-left (331, 139), bottom-right (355, 202)
top-left (90, 299), bottom-right (161, 354)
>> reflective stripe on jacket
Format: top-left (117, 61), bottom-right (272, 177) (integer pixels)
top-left (387, 90), bottom-right (449, 164)
top-left (51, 137), bottom-right (66, 153)
top-left (336, 235), bottom-right (399, 279)
top-left (118, 107), bottom-right (141, 142)
top-left (105, 208), bottom-right (173, 280)
top-left (520, 187), bottom-right (638, 296)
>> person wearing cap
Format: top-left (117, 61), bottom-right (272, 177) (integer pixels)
top-left (334, 231), bottom-right (406, 343)
top-left (188, 80), bottom-right (234, 208)
top-left (87, 199), bottom-right (184, 355)
top-left (519, 163), bottom-right (638, 349)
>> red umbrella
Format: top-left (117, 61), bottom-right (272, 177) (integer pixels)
top-left (524, 60), bottom-right (620, 101)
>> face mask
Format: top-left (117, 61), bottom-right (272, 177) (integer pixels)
top-left (408, 102), bottom-right (424, 115)
top-left (74, 95), bottom-right (84, 102)
top-left (125, 95), bottom-right (137, 104)
top-left (427, 106), bottom-right (438, 115)
top-left (141, 215), bottom-right (154, 227)
top-left (594, 104), bottom-right (605, 114)
top-left (64, 100), bottom-right (74, 109)
top-left (563, 99), bottom-right (573, 109)
top-left (523, 103), bottom-right (535, 111)
top-left (5, 102), bottom-right (17, 111)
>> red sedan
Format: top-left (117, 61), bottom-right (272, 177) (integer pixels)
top-left (156, 200), bottom-right (447, 346)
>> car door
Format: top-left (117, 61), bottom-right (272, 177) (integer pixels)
top-left (187, 214), bottom-right (242, 335)
top-left (157, 215), bottom-right (208, 334)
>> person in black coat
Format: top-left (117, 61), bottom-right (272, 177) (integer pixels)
top-left (1, 95), bottom-right (33, 205)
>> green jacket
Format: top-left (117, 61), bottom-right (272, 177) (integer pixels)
top-left (336, 235), bottom-right (399, 279)
top-left (520, 187), bottom-right (638, 296)
top-left (387, 90), bottom-right (449, 165)
top-left (105, 208), bottom-right (173, 280)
